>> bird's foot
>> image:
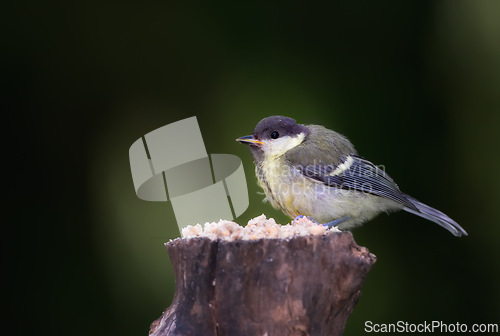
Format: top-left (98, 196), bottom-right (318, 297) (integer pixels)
top-left (292, 215), bottom-right (319, 224)
top-left (322, 217), bottom-right (350, 228)
top-left (292, 215), bottom-right (305, 223)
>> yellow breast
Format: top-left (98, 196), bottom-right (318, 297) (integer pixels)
top-left (257, 155), bottom-right (303, 218)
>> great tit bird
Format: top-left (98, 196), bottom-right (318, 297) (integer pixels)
top-left (237, 116), bottom-right (467, 237)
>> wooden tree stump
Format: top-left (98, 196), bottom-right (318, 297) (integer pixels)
top-left (149, 231), bottom-right (376, 336)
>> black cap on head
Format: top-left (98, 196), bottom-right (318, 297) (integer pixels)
top-left (253, 116), bottom-right (309, 141)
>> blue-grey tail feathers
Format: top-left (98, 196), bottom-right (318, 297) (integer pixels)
top-left (403, 195), bottom-right (468, 237)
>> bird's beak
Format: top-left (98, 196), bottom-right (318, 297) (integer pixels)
top-left (236, 135), bottom-right (264, 146)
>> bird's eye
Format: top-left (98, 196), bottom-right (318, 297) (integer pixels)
top-left (270, 131), bottom-right (279, 139)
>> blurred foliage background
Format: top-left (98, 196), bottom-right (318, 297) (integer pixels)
top-left (4, 0), bottom-right (500, 335)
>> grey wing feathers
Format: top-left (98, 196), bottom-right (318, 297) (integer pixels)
top-left (298, 156), bottom-right (418, 210)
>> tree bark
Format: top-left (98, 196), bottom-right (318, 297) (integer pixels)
top-left (149, 231), bottom-right (376, 336)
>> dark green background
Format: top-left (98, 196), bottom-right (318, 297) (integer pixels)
top-left (5, 1), bottom-right (500, 335)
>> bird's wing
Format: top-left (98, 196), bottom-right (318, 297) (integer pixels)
top-left (287, 154), bottom-right (417, 210)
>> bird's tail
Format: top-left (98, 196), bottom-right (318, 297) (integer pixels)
top-left (403, 195), bottom-right (468, 237)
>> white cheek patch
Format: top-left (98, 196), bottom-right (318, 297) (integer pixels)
top-left (329, 156), bottom-right (354, 176)
top-left (262, 133), bottom-right (306, 158)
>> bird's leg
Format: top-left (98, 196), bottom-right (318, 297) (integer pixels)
top-left (322, 217), bottom-right (350, 228)
top-left (292, 215), bottom-right (306, 223)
